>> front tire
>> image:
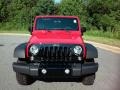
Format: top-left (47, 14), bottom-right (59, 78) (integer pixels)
top-left (82, 58), bottom-right (96, 85)
top-left (16, 73), bottom-right (35, 85)
top-left (82, 74), bottom-right (95, 85)
top-left (15, 59), bottom-right (35, 85)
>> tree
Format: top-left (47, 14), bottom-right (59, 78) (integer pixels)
top-left (86, 0), bottom-right (120, 32)
top-left (0, 0), bottom-right (11, 22)
top-left (58, 0), bottom-right (87, 26)
top-left (59, 0), bottom-right (83, 16)
top-left (31, 0), bottom-right (55, 16)
top-left (4, 0), bottom-right (56, 27)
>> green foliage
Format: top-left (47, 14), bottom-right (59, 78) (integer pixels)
top-left (86, 0), bottom-right (120, 33)
top-left (58, 0), bottom-right (87, 26)
top-left (0, 0), bottom-right (120, 39)
top-left (0, 0), bottom-right (56, 29)
top-left (59, 0), bottom-right (83, 15)
top-left (0, 0), bottom-right (11, 22)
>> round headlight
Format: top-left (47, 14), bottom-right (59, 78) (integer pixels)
top-left (73, 46), bottom-right (82, 55)
top-left (30, 45), bottom-right (39, 55)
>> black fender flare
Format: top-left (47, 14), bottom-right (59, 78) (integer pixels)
top-left (85, 43), bottom-right (98, 59)
top-left (14, 43), bottom-right (27, 58)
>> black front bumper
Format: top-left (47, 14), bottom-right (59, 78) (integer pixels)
top-left (13, 62), bottom-right (98, 78)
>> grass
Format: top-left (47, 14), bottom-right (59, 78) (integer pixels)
top-left (83, 30), bottom-right (120, 47)
top-left (0, 22), bottom-right (29, 34)
top-left (83, 35), bottom-right (120, 47)
top-left (0, 29), bottom-right (120, 47)
top-left (85, 30), bottom-right (120, 40)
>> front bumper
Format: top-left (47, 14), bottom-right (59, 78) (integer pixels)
top-left (13, 62), bottom-right (98, 78)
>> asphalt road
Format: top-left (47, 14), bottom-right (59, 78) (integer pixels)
top-left (0, 35), bottom-right (120, 90)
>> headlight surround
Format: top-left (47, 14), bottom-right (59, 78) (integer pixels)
top-left (30, 45), bottom-right (39, 55)
top-left (73, 46), bottom-right (82, 55)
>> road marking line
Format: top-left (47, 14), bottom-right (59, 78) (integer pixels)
top-left (0, 33), bottom-right (120, 54)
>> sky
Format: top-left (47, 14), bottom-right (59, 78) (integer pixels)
top-left (54, 0), bottom-right (62, 3)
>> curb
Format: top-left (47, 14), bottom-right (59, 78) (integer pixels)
top-left (85, 41), bottom-right (120, 54)
top-left (0, 33), bottom-right (30, 36)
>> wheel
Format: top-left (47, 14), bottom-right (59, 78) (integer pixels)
top-left (82, 59), bottom-right (95, 85)
top-left (16, 72), bottom-right (35, 85)
top-left (15, 59), bottom-right (35, 85)
top-left (82, 73), bottom-right (95, 85)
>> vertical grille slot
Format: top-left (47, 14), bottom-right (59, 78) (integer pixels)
top-left (59, 47), bottom-right (62, 60)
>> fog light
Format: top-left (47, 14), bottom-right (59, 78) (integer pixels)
top-left (30, 56), bottom-right (34, 61)
top-left (78, 56), bottom-right (81, 61)
top-left (65, 69), bottom-right (70, 74)
top-left (41, 69), bottom-right (47, 74)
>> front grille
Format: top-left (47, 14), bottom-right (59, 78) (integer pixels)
top-left (34, 44), bottom-right (80, 62)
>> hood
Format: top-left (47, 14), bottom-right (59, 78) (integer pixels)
top-left (29, 30), bottom-right (84, 44)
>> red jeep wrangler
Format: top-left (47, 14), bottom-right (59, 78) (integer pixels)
top-left (13, 16), bottom-right (98, 85)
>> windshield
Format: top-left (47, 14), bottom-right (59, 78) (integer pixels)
top-left (36, 17), bottom-right (79, 30)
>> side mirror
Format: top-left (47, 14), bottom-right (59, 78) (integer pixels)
top-left (28, 26), bottom-right (33, 34)
top-left (81, 27), bottom-right (86, 33)
top-left (81, 27), bottom-right (86, 35)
